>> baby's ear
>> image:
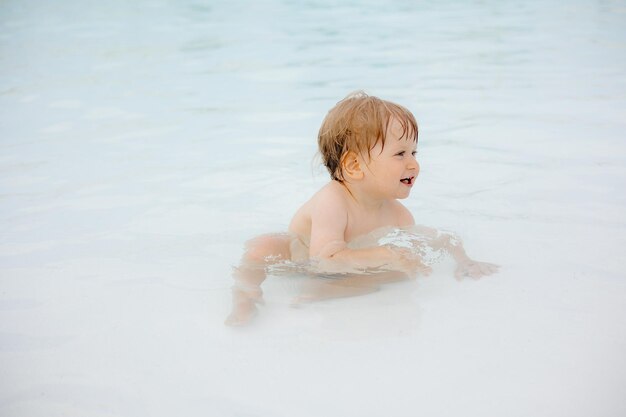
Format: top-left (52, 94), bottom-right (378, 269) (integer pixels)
top-left (341, 151), bottom-right (364, 180)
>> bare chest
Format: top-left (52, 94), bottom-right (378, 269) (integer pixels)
top-left (344, 205), bottom-right (399, 242)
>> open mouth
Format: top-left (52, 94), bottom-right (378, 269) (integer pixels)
top-left (400, 177), bottom-right (414, 185)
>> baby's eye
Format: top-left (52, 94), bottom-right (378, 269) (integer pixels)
top-left (411, 151), bottom-right (417, 156)
top-left (395, 151), bottom-right (405, 157)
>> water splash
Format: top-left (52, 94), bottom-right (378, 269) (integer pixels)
top-left (266, 225), bottom-right (455, 277)
top-left (377, 227), bottom-right (447, 266)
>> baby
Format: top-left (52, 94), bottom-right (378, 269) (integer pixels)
top-left (225, 91), bottom-right (498, 326)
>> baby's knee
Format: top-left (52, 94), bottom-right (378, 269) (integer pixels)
top-left (242, 234), bottom-right (290, 265)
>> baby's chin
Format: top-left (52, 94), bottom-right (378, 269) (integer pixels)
top-left (395, 192), bottom-right (411, 200)
top-left (397, 188), bottom-right (413, 199)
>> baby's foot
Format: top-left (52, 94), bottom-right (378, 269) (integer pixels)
top-left (224, 300), bottom-right (258, 326)
top-left (224, 287), bottom-right (264, 326)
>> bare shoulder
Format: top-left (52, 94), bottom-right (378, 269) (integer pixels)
top-left (312, 181), bottom-right (349, 209)
top-left (288, 181), bottom-right (348, 237)
top-left (389, 200), bottom-right (415, 226)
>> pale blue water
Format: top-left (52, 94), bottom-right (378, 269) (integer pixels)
top-left (1, 1), bottom-right (626, 416)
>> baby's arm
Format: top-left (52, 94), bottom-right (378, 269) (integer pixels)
top-left (425, 229), bottom-right (499, 279)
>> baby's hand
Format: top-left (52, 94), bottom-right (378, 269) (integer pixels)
top-left (454, 259), bottom-right (499, 280)
top-left (388, 247), bottom-right (432, 276)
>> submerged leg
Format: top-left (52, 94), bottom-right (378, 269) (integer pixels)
top-left (225, 234), bottom-right (291, 326)
top-left (291, 278), bottom-right (380, 305)
top-left (292, 270), bottom-right (411, 305)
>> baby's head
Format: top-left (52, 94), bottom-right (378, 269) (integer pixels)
top-left (318, 91), bottom-right (418, 182)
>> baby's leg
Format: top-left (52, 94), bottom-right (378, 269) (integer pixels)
top-left (292, 277), bottom-right (379, 305)
top-left (225, 234), bottom-right (291, 326)
top-left (292, 270), bottom-right (411, 305)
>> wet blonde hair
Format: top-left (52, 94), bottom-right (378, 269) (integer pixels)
top-left (318, 91), bottom-right (418, 182)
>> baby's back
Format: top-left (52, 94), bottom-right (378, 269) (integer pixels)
top-left (288, 181), bottom-right (348, 248)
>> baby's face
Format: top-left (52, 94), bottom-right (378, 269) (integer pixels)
top-left (361, 118), bottom-right (419, 200)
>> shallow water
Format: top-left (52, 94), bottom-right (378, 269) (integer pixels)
top-left (2, 0), bottom-right (626, 416)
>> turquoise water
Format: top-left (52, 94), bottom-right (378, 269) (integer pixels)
top-left (1, 1), bottom-right (626, 416)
